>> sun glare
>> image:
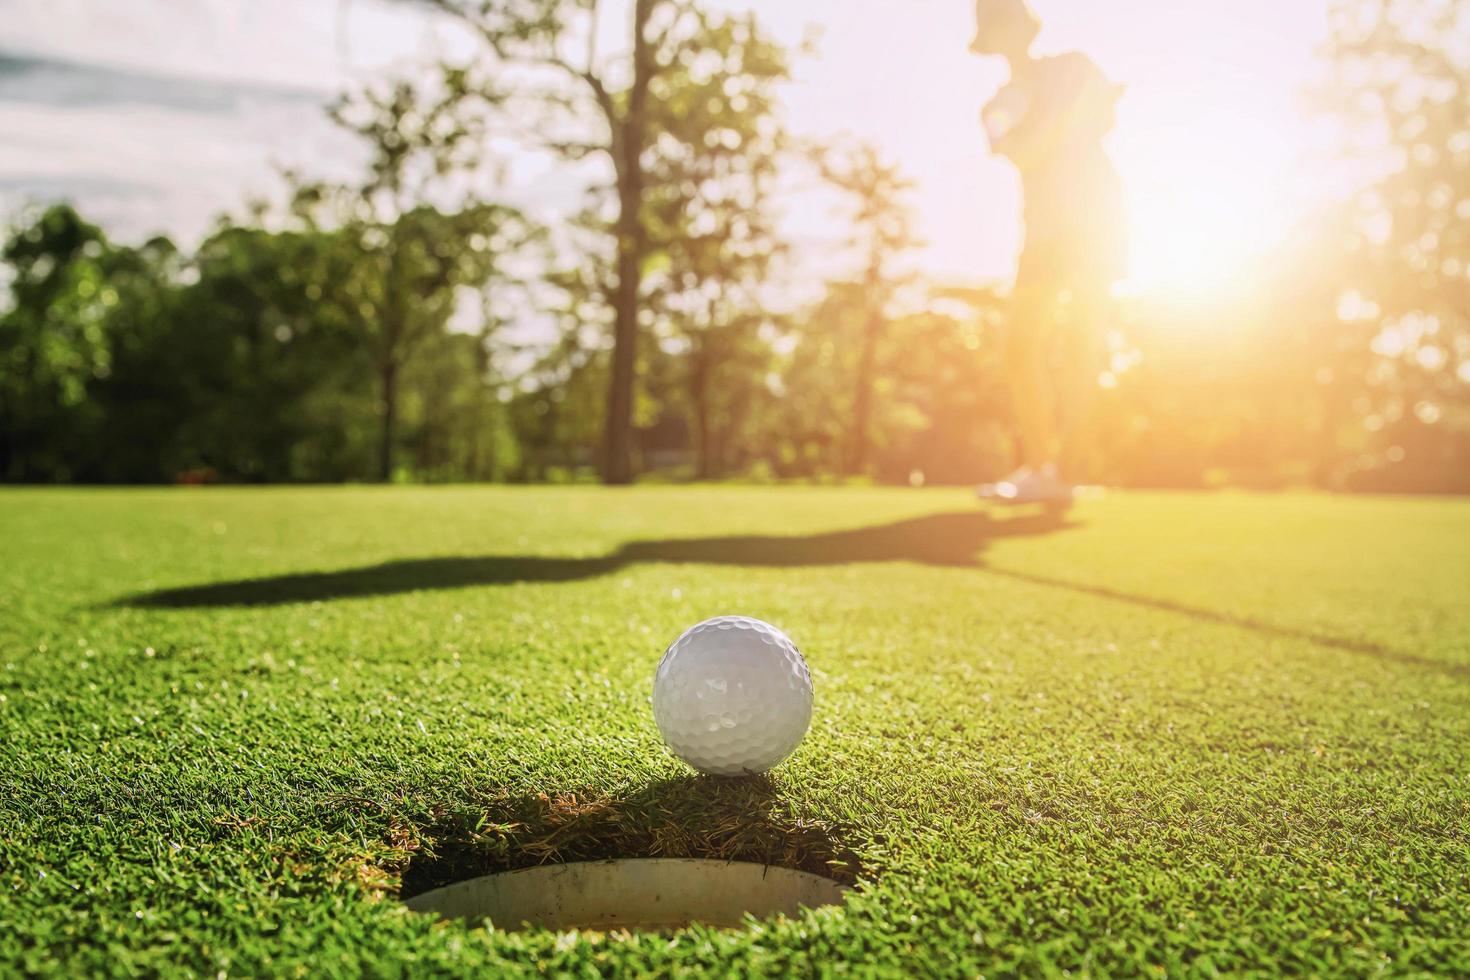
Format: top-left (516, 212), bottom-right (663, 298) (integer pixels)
top-left (1115, 122), bottom-right (1296, 302)
top-left (981, 0), bottom-right (1337, 307)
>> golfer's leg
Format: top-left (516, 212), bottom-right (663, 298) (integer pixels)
top-left (1006, 283), bottom-right (1056, 471)
top-left (1057, 281), bottom-right (1109, 483)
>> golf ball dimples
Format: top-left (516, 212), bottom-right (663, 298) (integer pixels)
top-left (653, 616), bottom-right (813, 776)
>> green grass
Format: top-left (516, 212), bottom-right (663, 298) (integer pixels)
top-left (3, 486), bottom-right (1469, 976)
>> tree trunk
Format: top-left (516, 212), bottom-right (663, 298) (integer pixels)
top-left (604, 223), bottom-right (640, 485)
top-left (378, 215), bottom-right (405, 484)
top-left (689, 338), bottom-right (713, 480)
top-left (600, 0), bottom-right (655, 486)
top-left (466, 407), bottom-right (481, 482)
top-left (379, 359), bottom-right (397, 482)
top-left (467, 330), bottom-right (489, 481)
top-left (848, 292), bottom-right (884, 477)
top-left (697, 401), bottom-right (714, 479)
top-left (0, 388), bottom-right (13, 481)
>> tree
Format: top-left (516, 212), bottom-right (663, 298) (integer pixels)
top-left (815, 142), bottom-right (920, 476)
top-left (645, 10), bottom-right (790, 478)
top-left (293, 78), bottom-right (538, 481)
top-left (176, 222), bottom-right (375, 482)
top-left (1318, 0), bottom-right (1470, 490)
top-left (0, 206), bottom-right (112, 480)
top-left (432, 0), bottom-right (792, 484)
top-left (878, 289), bottom-right (1013, 485)
top-left (0, 206), bottom-right (195, 482)
top-left (753, 282), bottom-right (1011, 484)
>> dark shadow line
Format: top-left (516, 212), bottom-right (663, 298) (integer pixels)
top-left (112, 511), bottom-right (1075, 609)
top-left (111, 507), bottom-right (1463, 683)
top-left (982, 566), bottom-right (1470, 680)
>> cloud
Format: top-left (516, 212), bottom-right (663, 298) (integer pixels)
top-left (0, 174), bottom-right (166, 198)
top-left (0, 0), bottom-right (464, 242)
top-left (0, 51), bottom-right (320, 114)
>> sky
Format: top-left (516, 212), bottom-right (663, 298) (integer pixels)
top-left (0, 0), bottom-right (1336, 296)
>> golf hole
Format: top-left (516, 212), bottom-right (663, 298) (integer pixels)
top-left (404, 858), bottom-right (849, 932)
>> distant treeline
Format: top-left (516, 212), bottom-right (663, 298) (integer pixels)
top-left (1, 0), bottom-right (1467, 491)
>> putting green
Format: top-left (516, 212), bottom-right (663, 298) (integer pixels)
top-left (2, 487), bottom-right (1468, 975)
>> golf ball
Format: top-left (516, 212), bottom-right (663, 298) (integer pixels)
top-left (653, 616), bottom-right (813, 776)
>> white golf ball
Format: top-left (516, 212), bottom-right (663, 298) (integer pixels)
top-left (652, 616), bottom-right (813, 776)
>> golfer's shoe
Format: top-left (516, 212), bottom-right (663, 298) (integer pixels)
top-left (976, 466), bottom-right (1075, 505)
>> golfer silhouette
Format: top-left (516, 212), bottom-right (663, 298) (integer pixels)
top-left (971, 0), bottom-right (1126, 503)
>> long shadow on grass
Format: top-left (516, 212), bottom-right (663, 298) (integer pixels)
top-left (397, 775), bottom-right (863, 899)
top-left (117, 507), bottom-right (1463, 681)
top-left (120, 510), bottom-right (1070, 608)
top-left (981, 565), bottom-right (1470, 680)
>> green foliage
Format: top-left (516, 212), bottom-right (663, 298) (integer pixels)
top-left (294, 74), bottom-right (543, 481)
top-left (0, 198), bottom-right (535, 483)
top-left (176, 223), bottom-right (375, 481)
top-left (643, 8), bottom-right (791, 478)
top-left (0, 206), bottom-right (138, 479)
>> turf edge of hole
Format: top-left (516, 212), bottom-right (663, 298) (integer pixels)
top-left (403, 858), bottom-right (849, 932)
